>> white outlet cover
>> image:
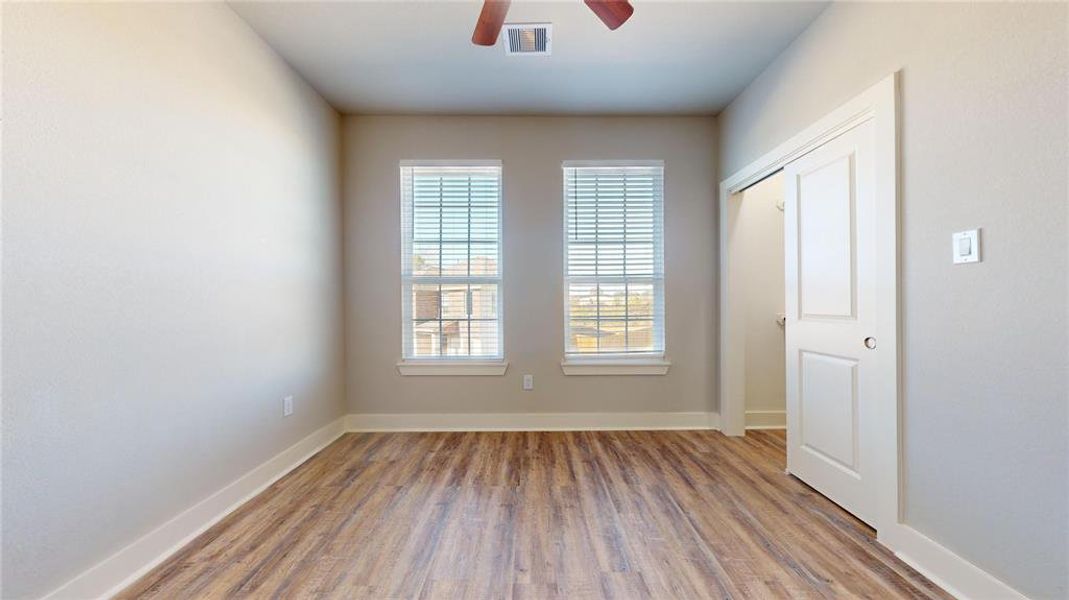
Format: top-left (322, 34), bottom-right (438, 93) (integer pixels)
top-left (522, 374), bottom-right (533, 390)
top-left (952, 229), bottom-right (980, 264)
top-left (283, 395), bottom-right (294, 417)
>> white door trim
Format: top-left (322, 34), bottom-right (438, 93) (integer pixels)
top-left (718, 73), bottom-right (899, 534)
top-left (718, 74), bottom-right (1022, 600)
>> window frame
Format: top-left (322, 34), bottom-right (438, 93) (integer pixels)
top-left (560, 160), bottom-right (670, 375)
top-left (397, 160), bottom-right (507, 376)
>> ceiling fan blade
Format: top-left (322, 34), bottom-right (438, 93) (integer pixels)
top-left (472, 0), bottom-right (511, 46)
top-left (584, 0), bottom-right (634, 30)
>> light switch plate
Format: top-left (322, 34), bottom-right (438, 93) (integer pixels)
top-left (952, 229), bottom-right (980, 264)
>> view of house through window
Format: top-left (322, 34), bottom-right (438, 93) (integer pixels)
top-left (401, 162), bottom-right (502, 360)
top-left (564, 161), bottom-right (665, 357)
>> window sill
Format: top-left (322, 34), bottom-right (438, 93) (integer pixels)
top-left (397, 360), bottom-right (509, 376)
top-left (560, 358), bottom-right (671, 376)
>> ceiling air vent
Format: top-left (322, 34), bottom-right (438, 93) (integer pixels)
top-left (503, 23), bottom-right (552, 56)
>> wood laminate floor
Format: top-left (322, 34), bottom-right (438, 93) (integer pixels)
top-left (120, 430), bottom-right (948, 599)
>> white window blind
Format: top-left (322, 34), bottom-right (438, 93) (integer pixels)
top-left (401, 161), bottom-right (502, 360)
top-left (563, 161), bottom-right (665, 358)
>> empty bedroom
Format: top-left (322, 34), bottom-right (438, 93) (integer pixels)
top-left (2, 1), bottom-right (1066, 599)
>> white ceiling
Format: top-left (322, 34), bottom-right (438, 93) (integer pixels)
top-left (230, 1), bottom-right (827, 115)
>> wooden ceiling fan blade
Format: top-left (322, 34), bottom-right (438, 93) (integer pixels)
top-left (584, 0), bottom-right (634, 30)
top-left (472, 0), bottom-right (511, 46)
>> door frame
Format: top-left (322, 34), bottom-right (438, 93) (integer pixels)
top-left (718, 72), bottom-right (899, 534)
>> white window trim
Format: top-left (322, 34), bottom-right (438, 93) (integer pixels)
top-left (562, 159), bottom-right (665, 168)
top-left (399, 160), bottom-right (506, 373)
top-left (561, 160), bottom-right (668, 375)
top-left (399, 159), bottom-right (502, 168)
top-left (397, 360), bottom-right (509, 376)
top-left (560, 357), bottom-right (671, 376)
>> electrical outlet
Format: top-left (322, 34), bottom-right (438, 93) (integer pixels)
top-left (283, 395), bottom-right (294, 417)
top-left (523, 374), bottom-right (533, 391)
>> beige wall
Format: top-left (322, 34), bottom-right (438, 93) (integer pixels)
top-left (343, 116), bottom-right (717, 415)
top-left (717, 3), bottom-right (1068, 597)
top-left (734, 174), bottom-right (785, 423)
top-left (1, 4), bottom-right (346, 597)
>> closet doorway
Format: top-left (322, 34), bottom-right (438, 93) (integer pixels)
top-left (718, 74), bottom-right (899, 534)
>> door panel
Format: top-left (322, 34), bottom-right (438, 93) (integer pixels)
top-left (798, 155), bottom-right (856, 320)
top-left (785, 119), bottom-right (877, 527)
top-left (799, 351), bottom-right (858, 474)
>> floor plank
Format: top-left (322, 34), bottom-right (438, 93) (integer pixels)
top-left (119, 430), bottom-right (948, 599)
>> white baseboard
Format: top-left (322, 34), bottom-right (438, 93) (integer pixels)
top-left (42, 412), bottom-right (1024, 600)
top-left (36, 412), bottom-right (718, 599)
top-left (41, 417), bottom-right (347, 600)
top-left (346, 411), bottom-right (720, 432)
top-left (880, 524), bottom-right (1027, 600)
top-left (744, 409), bottom-right (786, 429)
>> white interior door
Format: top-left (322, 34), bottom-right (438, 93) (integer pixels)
top-left (784, 120), bottom-right (880, 527)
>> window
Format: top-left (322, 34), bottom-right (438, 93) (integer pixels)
top-left (400, 161), bottom-right (503, 368)
top-left (563, 161), bottom-right (667, 370)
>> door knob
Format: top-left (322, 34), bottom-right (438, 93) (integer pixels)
top-left (864, 337), bottom-right (877, 349)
